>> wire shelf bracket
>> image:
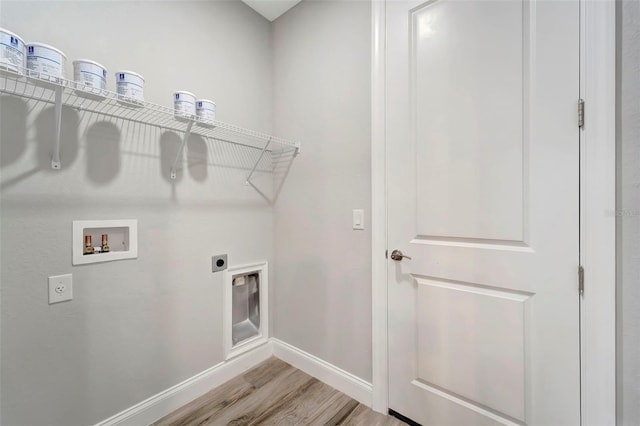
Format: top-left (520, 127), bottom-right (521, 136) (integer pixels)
top-left (245, 137), bottom-right (272, 186)
top-left (51, 85), bottom-right (63, 169)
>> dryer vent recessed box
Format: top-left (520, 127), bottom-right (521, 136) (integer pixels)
top-left (224, 261), bottom-right (268, 359)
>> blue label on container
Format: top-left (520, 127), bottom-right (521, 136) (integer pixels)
top-left (119, 73), bottom-right (125, 80)
top-left (10, 36), bottom-right (18, 47)
top-left (198, 102), bottom-right (202, 107)
top-left (175, 93), bottom-right (180, 100)
top-left (103, 70), bottom-right (107, 78)
top-left (28, 45), bottom-right (34, 54)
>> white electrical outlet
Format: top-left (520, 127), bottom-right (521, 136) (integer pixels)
top-left (48, 274), bottom-right (73, 304)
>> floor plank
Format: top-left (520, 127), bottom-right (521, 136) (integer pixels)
top-left (340, 404), bottom-right (405, 426)
top-left (252, 379), bottom-right (340, 425)
top-left (153, 357), bottom-right (404, 425)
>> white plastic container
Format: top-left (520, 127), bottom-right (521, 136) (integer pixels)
top-left (73, 59), bottom-right (107, 92)
top-left (196, 99), bottom-right (216, 125)
top-left (0, 28), bottom-right (25, 73)
top-left (26, 42), bottom-right (66, 79)
top-left (115, 70), bottom-right (144, 104)
top-left (174, 91), bottom-right (196, 120)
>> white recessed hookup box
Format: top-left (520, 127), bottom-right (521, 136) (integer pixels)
top-left (72, 219), bottom-right (138, 265)
top-left (224, 261), bottom-right (269, 360)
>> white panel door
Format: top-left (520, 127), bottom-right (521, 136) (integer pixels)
top-left (386, 0), bottom-right (580, 424)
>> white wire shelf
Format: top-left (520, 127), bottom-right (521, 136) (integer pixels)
top-left (0, 65), bottom-right (300, 183)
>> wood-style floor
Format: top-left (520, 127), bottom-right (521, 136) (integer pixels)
top-left (154, 357), bottom-right (405, 426)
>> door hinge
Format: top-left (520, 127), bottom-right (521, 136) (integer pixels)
top-left (385, 249), bottom-right (388, 259)
top-left (578, 265), bottom-right (584, 296)
top-left (578, 99), bottom-right (585, 128)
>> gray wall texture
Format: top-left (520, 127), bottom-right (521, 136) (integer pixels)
top-left (272, 0), bottom-right (373, 382)
top-left (617, 1), bottom-right (640, 425)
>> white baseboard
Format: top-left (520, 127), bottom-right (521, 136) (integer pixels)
top-left (271, 338), bottom-right (373, 407)
top-left (94, 338), bottom-right (373, 425)
top-left (94, 342), bottom-right (273, 426)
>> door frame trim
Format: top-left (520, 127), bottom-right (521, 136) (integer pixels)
top-left (369, 0), bottom-right (617, 422)
top-left (578, 1), bottom-right (616, 424)
top-left (371, 0), bottom-right (388, 413)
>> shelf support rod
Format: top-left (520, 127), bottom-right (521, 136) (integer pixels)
top-left (51, 85), bottom-right (63, 169)
top-left (245, 137), bottom-right (272, 185)
top-left (170, 121), bottom-right (194, 180)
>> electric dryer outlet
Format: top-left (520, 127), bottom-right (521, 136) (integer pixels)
top-left (212, 254), bottom-right (228, 272)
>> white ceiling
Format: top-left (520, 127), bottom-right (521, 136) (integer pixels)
top-left (241, 0), bottom-right (302, 21)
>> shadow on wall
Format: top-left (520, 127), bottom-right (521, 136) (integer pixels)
top-left (0, 96), bottom-right (27, 167)
top-left (0, 99), bottom-right (81, 191)
top-left (160, 131), bottom-right (183, 183)
top-left (86, 121), bottom-right (121, 185)
top-left (187, 134), bottom-right (208, 182)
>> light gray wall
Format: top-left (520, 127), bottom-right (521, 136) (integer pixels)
top-left (617, 1), bottom-right (640, 425)
top-left (0, 1), bottom-right (274, 425)
top-left (272, 0), bottom-right (372, 381)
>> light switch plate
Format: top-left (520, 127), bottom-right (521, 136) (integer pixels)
top-left (48, 274), bottom-right (73, 304)
top-left (353, 209), bottom-right (364, 230)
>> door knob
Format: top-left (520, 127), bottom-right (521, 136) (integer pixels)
top-left (390, 249), bottom-right (411, 261)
